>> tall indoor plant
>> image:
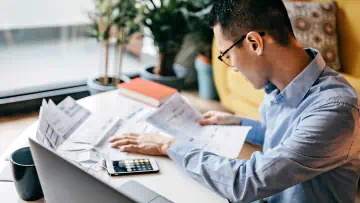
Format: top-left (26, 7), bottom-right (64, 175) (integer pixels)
top-left (138, 0), bottom-right (202, 90)
top-left (112, 0), bottom-right (141, 84)
top-left (87, 0), bottom-right (140, 94)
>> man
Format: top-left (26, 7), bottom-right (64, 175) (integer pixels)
top-left (109, 0), bottom-right (360, 202)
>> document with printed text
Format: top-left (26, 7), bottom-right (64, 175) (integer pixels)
top-left (146, 93), bottom-right (251, 158)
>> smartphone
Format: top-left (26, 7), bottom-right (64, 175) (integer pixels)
top-left (106, 158), bottom-right (159, 176)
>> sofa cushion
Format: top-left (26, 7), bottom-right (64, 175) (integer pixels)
top-left (284, 1), bottom-right (341, 71)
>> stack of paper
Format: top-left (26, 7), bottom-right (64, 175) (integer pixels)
top-left (35, 96), bottom-right (127, 164)
top-left (36, 97), bottom-right (91, 149)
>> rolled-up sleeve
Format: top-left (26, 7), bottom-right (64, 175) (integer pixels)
top-left (240, 117), bottom-right (266, 146)
top-left (168, 102), bottom-right (357, 203)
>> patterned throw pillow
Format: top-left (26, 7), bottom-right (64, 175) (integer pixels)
top-left (284, 1), bottom-right (341, 71)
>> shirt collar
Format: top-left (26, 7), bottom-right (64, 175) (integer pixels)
top-left (264, 48), bottom-right (326, 108)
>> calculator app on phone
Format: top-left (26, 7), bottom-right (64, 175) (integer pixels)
top-left (106, 158), bottom-right (159, 176)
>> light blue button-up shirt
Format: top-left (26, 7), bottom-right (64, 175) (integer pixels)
top-left (168, 49), bottom-right (360, 203)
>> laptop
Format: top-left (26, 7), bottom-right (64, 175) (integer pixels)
top-left (29, 138), bottom-right (173, 203)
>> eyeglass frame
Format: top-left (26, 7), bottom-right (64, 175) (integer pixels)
top-left (217, 32), bottom-right (266, 67)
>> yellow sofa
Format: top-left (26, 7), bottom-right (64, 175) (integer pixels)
top-left (212, 0), bottom-right (360, 119)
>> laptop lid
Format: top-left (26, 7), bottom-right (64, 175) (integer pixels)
top-left (29, 137), bottom-right (137, 203)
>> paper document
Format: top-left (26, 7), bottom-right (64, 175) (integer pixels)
top-left (36, 97), bottom-right (91, 149)
top-left (58, 97), bottom-right (91, 125)
top-left (194, 125), bottom-right (251, 157)
top-left (46, 99), bottom-right (77, 138)
top-left (36, 97), bottom-right (130, 163)
top-left (59, 150), bottom-right (101, 164)
top-left (57, 97), bottom-right (91, 138)
top-left (117, 107), bottom-right (165, 135)
top-left (36, 106), bottom-right (53, 148)
top-left (146, 93), bottom-right (203, 142)
top-left (59, 142), bottom-right (92, 152)
top-left (146, 93), bottom-right (251, 158)
top-left (60, 116), bottom-right (126, 162)
top-left (76, 150), bottom-right (101, 164)
top-left (93, 117), bottom-right (123, 148)
top-left (37, 101), bottom-right (64, 148)
top-left (70, 117), bottom-right (124, 147)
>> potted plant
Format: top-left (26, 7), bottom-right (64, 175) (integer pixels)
top-left (138, 0), bottom-right (201, 91)
top-left (189, 0), bottom-right (218, 99)
top-left (87, 0), bottom-right (140, 95)
top-left (112, 0), bottom-right (142, 84)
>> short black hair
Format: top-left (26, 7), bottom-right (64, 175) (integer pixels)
top-left (209, 0), bottom-right (295, 46)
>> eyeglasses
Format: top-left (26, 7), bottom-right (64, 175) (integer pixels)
top-left (218, 32), bottom-right (265, 67)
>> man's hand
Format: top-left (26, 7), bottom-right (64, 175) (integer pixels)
top-left (108, 133), bottom-right (176, 156)
top-left (198, 111), bottom-right (241, 126)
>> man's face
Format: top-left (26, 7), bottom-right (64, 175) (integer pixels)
top-left (213, 24), bottom-right (269, 90)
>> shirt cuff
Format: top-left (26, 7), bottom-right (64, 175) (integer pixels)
top-left (240, 116), bottom-right (263, 146)
top-left (168, 141), bottom-right (198, 165)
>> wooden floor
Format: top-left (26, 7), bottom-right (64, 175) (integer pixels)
top-left (0, 112), bottom-right (38, 156)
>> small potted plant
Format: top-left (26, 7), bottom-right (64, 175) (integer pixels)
top-left (138, 0), bottom-right (201, 91)
top-left (87, 0), bottom-right (140, 95)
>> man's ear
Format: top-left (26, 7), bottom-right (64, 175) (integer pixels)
top-left (245, 31), bottom-right (264, 56)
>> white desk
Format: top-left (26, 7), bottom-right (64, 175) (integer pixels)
top-left (0, 90), bottom-right (229, 203)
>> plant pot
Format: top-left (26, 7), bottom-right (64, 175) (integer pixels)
top-left (175, 34), bottom-right (199, 88)
top-left (140, 64), bottom-right (187, 91)
top-left (87, 76), bottom-right (127, 95)
top-left (195, 55), bottom-right (218, 100)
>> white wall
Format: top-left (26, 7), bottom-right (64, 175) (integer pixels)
top-left (0, 0), bottom-right (94, 29)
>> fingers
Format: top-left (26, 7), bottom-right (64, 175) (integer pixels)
top-left (198, 117), bottom-right (217, 126)
top-left (108, 133), bottom-right (139, 142)
top-left (199, 111), bottom-right (216, 126)
top-left (119, 144), bottom-right (140, 153)
top-left (111, 139), bottom-right (139, 148)
top-left (203, 111), bottom-right (214, 119)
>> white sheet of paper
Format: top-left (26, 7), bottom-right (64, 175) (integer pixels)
top-left (93, 117), bottom-right (123, 147)
top-left (70, 117), bottom-right (123, 148)
top-left (38, 101), bottom-right (49, 140)
top-left (146, 93), bottom-right (252, 158)
top-left (37, 101), bottom-right (61, 148)
top-left (76, 150), bottom-right (101, 163)
top-left (146, 93), bottom-right (203, 142)
top-left (57, 97), bottom-right (91, 130)
top-left (99, 144), bottom-right (127, 160)
top-left (199, 126), bottom-right (252, 158)
top-left (46, 99), bottom-right (77, 138)
top-left (113, 107), bottom-right (171, 140)
top-left (36, 130), bottom-right (52, 148)
top-left (58, 142), bottom-right (92, 152)
top-left (69, 115), bottom-right (105, 145)
top-left (66, 116), bottom-right (127, 158)
top-left (36, 106), bottom-right (52, 148)
top-left (37, 98), bottom-right (91, 149)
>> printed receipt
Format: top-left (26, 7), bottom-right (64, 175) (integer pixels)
top-left (146, 93), bottom-right (252, 158)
